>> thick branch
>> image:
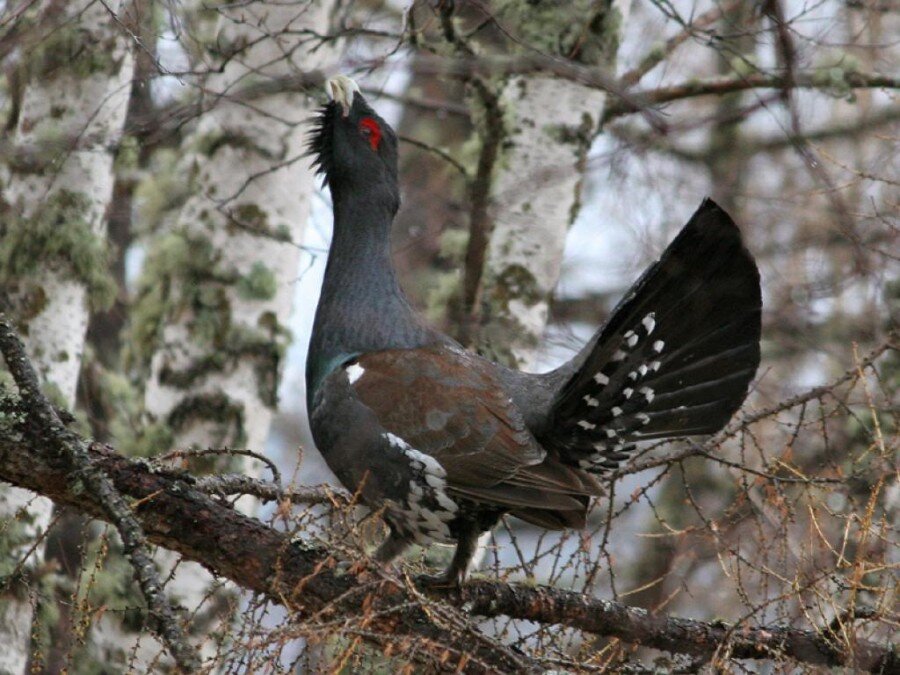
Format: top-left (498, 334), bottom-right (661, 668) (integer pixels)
top-left (0, 434), bottom-right (530, 673)
top-left (459, 581), bottom-right (896, 671)
top-left (0, 431), bottom-right (894, 671)
top-left (0, 316), bottom-right (201, 672)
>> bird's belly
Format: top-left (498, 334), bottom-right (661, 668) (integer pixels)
top-left (309, 391), bottom-right (460, 547)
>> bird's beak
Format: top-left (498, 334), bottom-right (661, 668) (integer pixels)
top-left (326, 75), bottom-right (360, 117)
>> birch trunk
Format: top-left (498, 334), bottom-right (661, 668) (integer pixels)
top-left (468, 0), bottom-right (631, 370)
top-left (141, 0), bottom-right (334, 469)
top-left (121, 0), bottom-right (336, 663)
top-left (0, 1), bottom-right (133, 672)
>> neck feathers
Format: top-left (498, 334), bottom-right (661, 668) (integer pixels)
top-left (307, 188), bottom-right (435, 399)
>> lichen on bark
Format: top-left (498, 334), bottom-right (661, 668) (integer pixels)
top-left (0, 190), bottom-right (116, 312)
top-left (463, 0), bottom-right (631, 369)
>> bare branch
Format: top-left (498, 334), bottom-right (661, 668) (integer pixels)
top-left (620, 0), bottom-right (744, 87)
top-left (604, 70), bottom-right (900, 122)
top-left (458, 580), bottom-right (897, 671)
top-left (192, 473), bottom-right (347, 506)
top-left (0, 386), bottom-right (895, 671)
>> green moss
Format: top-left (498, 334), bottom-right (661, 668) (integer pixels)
top-left (191, 129), bottom-right (229, 157)
top-left (126, 230), bottom-right (236, 370)
top-left (811, 54), bottom-right (863, 102)
top-left (439, 228), bottom-right (469, 261)
top-left (25, 23), bottom-right (122, 80)
top-left (168, 391), bottom-right (246, 454)
top-left (228, 202), bottom-right (292, 242)
top-left (476, 264), bottom-right (544, 367)
top-left (118, 420), bottom-right (174, 458)
top-left (128, 227), bottom-right (291, 411)
top-left (134, 149), bottom-right (194, 233)
top-left (0, 189), bottom-right (116, 311)
top-left (113, 135), bottom-right (140, 173)
top-left (0, 383), bottom-right (27, 438)
top-left (495, 0), bottom-right (620, 64)
top-left (237, 262), bottom-right (277, 301)
top-left (156, 319), bottom-right (288, 408)
top-left (424, 271), bottom-right (461, 324)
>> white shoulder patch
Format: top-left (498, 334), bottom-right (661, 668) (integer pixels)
top-left (345, 362), bottom-right (365, 385)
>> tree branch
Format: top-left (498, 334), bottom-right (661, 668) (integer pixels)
top-left (0, 315), bottom-right (201, 673)
top-left (604, 69), bottom-right (900, 122)
top-left (459, 581), bottom-right (897, 671)
top-left (620, 0), bottom-right (744, 87)
top-left (0, 399), bottom-right (895, 671)
top-left (0, 437), bottom-right (532, 672)
top-left (610, 106), bottom-right (900, 161)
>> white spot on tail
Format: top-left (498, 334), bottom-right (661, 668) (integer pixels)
top-left (653, 340), bottom-right (665, 353)
top-left (623, 387), bottom-right (633, 399)
top-left (611, 406), bottom-right (623, 417)
top-left (612, 349), bottom-right (627, 361)
top-left (650, 360), bottom-right (662, 372)
top-left (605, 429), bottom-right (617, 438)
top-left (577, 420), bottom-right (596, 430)
top-left (583, 394), bottom-right (600, 407)
top-left (640, 386), bottom-right (655, 403)
top-left (594, 372), bottom-right (609, 385)
top-left (637, 413), bottom-right (651, 425)
top-left (624, 331), bottom-right (638, 347)
top-left (642, 313), bottom-right (656, 334)
top-left (638, 364), bottom-right (648, 377)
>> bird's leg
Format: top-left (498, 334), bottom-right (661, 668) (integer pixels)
top-left (418, 522), bottom-right (481, 590)
top-left (336, 527), bottom-right (409, 577)
top-left (373, 528), bottom-right (410, 565)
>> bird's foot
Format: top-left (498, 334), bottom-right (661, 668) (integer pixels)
top-left (416, 570), bottom-right (464, 593)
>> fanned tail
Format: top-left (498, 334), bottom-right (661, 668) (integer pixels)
top-left (543, 199), bottom-right (762, 474)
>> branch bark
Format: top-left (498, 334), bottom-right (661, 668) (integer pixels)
top-left (0, 316), bottom-right (200, 672)
top-left (0, 383), bottom-right (895, 672)
top-left (604, 69), bottom-right (900, 121)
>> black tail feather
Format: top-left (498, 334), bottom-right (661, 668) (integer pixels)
top-left (543, 199), bottom-right (762, 473)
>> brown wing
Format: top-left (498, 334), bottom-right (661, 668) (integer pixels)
top-left (349, 346), bottom-right (601, 514)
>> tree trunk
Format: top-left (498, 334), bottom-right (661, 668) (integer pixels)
top-left (140, 0), bottom-right (335, 465)
top-left (0, 1), bottom-right (133, 671)
top-left (121, 0), bottom-right (338, 664)
top-left (464, 0), bottom-right (632, 370)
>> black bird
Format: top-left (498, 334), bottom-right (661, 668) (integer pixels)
top-left (306, 75), bottom-right (762, 587)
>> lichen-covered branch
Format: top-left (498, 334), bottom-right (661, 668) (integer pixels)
top-left (0, 1), bottom-right (134, 667)
top-left (0, 316), bottom-right (200, 672)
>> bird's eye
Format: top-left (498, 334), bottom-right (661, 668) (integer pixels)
top-left (359, 117), bottom-right (382, 151)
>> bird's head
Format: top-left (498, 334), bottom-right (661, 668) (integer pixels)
top-left (308, 75), bottom-right (399, 208)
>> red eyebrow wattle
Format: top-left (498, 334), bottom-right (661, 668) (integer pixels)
top-left (360, 117), bottom-right (382, 151)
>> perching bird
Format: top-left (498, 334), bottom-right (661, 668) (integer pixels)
top-left (306, 75), bottom-right (762, 587)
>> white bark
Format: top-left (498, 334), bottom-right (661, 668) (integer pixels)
top-left (118, 1), bottom-right (337, 664)
top-left (144, 0), bottom-right (335, 463)
top-left (0, 1), bottom-right (133, 672)
top-left (474, 1), bottom-right (632, 370)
